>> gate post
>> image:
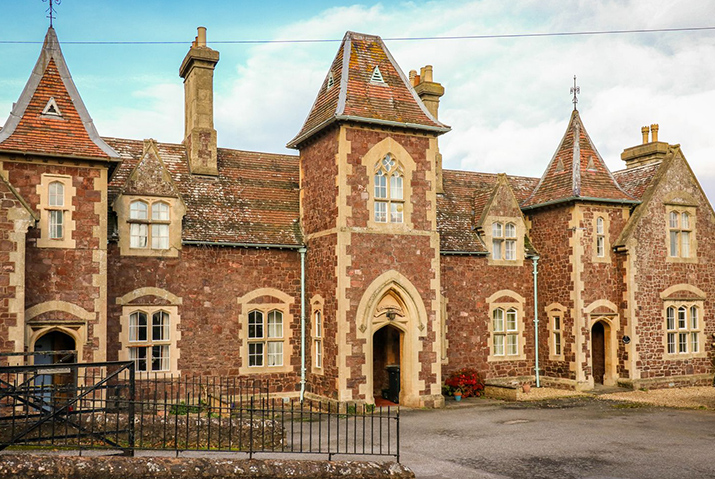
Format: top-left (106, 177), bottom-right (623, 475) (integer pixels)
top-left (125, 362), bottom-right (136, 456)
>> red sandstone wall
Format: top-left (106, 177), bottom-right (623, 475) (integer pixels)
top-left (527, 207), bottom-right (575, 381)
top-left (107, 244), bottom-right (303, 392)
top-left (300, 130), bottom-right (339, 236)
top-left (4, 162), bottom-right (104, 360)
top-left (441, 255), bottom-right (535, 379)
top-left (628, 156), bottom-right (715, 383)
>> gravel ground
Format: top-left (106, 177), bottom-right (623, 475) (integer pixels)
top-left (517, 387), bottom-right (588, 401)
top-left (598, 386), bottom-right (715, 409)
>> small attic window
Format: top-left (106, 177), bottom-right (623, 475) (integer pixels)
top-left (42, 97), bottom-right (62, 117)
top-left (326, 71), bottom-right (335, 91)
top-left (370, 66), bottom-right (385, 84)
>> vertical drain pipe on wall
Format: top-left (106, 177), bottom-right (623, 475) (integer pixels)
top-left (299, 247), bottom-right (307, 403)
top-left (532, 255), bottom-right (541, 388)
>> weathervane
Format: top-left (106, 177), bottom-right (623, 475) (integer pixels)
top-left (43, 0), bottom-right (61, 28)
top-left (570, 75), bottom-right (580, 111)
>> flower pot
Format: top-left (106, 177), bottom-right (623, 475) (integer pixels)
top-left (454, 394), bottom-right (462, 402)
top-left (522, 384), bottom-right (531, 394)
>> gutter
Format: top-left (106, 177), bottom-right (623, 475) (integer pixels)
top-left (521, 196), bottom-right (640, 212)
top-left (287, 115), bottom-right (450, 149)
top-left (182, 240), bottom-right (303, 250)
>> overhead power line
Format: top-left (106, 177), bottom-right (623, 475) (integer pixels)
top-left (0, 26), bottom-right (714, 45)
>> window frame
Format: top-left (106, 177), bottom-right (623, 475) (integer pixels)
top-left (487, 291), bottom-right (526, 362)
top-left (246, 308), bottom-right (285, 368)
top-left (487, 218), bottom-right (523, 265)
top-left (128, 199), bottom-right (171, 251)
top-left (373, 153), bottom-right (405, 224)
top-left (665, 205), bottom-right (697, 263)
top-left (37, 174), bottom-right (76, 249)
top-left (120, 302), bottom-right (180, 377)
top-left (664, 301), bottom-right (703, 358)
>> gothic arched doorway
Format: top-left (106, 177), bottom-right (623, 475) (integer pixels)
top-left (591, 321), bottom-right (606, 385)
top-left (33, 330), bottom-right (77, 406)
top-left (373, 324), bottom-right (403, 404)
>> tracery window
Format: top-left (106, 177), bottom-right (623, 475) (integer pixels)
top-left (374, 154), bottom-right (404, 223)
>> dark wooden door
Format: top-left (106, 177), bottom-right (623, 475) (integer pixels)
top-left (592, 322), bottom-right (605, 384)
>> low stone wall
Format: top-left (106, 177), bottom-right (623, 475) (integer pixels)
top-left (0, 455), bottom-right (415, 479)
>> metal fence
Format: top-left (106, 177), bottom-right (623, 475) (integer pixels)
top-left (0, 355), bottom-right (399, 461)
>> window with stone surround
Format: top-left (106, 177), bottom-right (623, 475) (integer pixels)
top-left (247, 309), bottom-right (284, 368)
top-left (596, 217), bottom-right (605, 257)
top-left (665, 303), bottom-right (702, 357)
top-left (128, 310), bottom-right (171, 372)
top-left (373, 154), bottom-right (404, 223)
top-left (314, 310), bottom-right (323, 369)
top-left (37, 174), bottom-right (75, 248)
top-left (491, 222), bottom-right (517, 261)
top-left (487, 290), bottom-right (526, 361)
top-left (129, 200), bottom-right (170, 250)
top-left (667, 209), bottom-right (693, 258)
top-left (545, 303), bottom-right (566, 360)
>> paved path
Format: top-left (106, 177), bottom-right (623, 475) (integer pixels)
top-left (399, 396), bottom-right (715, 479)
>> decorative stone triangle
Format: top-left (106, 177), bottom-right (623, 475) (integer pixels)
top-left (121, 139), bottom-right (182, 198)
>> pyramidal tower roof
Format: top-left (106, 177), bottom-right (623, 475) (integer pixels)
top-left (288, 31), bottom-right (450, 148)
top-left (522, 110), bottom-right (637, 209)
top-left (0, 27), bottom-right (119, 160)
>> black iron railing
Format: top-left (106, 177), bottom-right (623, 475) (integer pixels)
top-left (0, 358), bottom-right (399, 461)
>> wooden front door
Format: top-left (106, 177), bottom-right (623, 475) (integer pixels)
top-left (592, 322), bottom-right (605, 385)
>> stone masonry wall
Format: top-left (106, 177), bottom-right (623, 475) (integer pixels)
top-left (4, 160), bottom-right (104, 361)
top-left (107, 244), bottom-right (302, 393)
top-left (628, 155), bottom-right (715, 384)
top-left (441, 254), bottom-right (535, 380)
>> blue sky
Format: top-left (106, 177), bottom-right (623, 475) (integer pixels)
top-left (2, 1), bottom-right (715, 201)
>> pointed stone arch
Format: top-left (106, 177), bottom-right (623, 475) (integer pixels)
top-left (356, 270), bottom-right (428, 407)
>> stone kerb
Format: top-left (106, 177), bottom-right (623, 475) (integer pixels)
top-left (0, 455), bottom-right (415, 479)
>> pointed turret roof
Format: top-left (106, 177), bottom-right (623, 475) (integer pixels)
top-left (521, 110), bottom-right (637, 209)
top-left (287, 31), bottom-right (449, 148)
top-left (0, 28), bottom-right (119, 161)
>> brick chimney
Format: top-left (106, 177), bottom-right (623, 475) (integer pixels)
top-left (411, 65), bottom-right (446, 192)
top-left (179, 27), bottom-right (219, 176)
top-left (621, 124), bottom-right (669, 169)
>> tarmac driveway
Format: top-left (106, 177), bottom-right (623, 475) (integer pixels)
top-left (399, 397), bottom-right (715, 479)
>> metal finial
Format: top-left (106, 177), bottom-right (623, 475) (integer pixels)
top-left (43, 0), bottom-right (61, 28)
top-left (570, 75), bottom-right (580, 111)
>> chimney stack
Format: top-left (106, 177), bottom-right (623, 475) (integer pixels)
top-left (622, 124), bottom-right (669, 169)
top-left (179, 27), bottom-right (220, 176)
top-left (412, 65), bottom-right (446, 193)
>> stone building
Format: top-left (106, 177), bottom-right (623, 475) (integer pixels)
top-left (0, 27), bottom-right (712, 408)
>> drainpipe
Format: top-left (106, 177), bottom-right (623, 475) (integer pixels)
top-left (531, 255), bottom-right (541, 388)
top-left (299, 247), bottom-right (307, 403)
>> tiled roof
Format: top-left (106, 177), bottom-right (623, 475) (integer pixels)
top-left (438, 169), bottom-right (538, 252)
top-left (105, 138), bottom-right (301, 246)
top-left (612, 162), bottom-right (662, 199)
top-left (0, 28), bottom-right (119, 161)
top-left (522, 110), bottom-right (636, 208)
top-left (288, 31), bottom-right (449, 147)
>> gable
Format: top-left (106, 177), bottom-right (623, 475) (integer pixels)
top-left (615, 147), bottom-right (715, 248)
top-left (477, 174), bottom-right (524, 229)
top-left (0, 28), bottom-right (119, 161)
top-left (120, 140), bottom-right (181, 198)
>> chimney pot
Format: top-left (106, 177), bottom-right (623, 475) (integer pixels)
top-left (651, 124), bottom-right (659, 142)
top-left (409, 69), bottom-right (417, 87)
top-left (197, 27), bottom-right (207, 47)
top-left (641, 126), bottom-right (650, 144)
top-left (422, 65), bottom-right (433, 83)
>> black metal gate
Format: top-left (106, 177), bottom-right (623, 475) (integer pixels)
top-left (0, 352), bottom-right (135, 455)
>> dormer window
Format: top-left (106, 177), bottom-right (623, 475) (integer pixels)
top-left (374, 154), bottom-right (404, 223)
top-left (42, 97), bottom-right (62, 117)
top-left (370, 65), bottom-right (385, 84)
top-left (128, 199), bottom-right (171, 250)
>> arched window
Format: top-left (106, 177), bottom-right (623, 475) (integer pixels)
top-left (373, 154), bottom-right (404, 223)
top-left (668, 210), bottom-right (692, 258)
top-left (665, 304), bottom-right (700, 355)
top-left (314, 310), bottom-right (323, 369)
top-left (247, 309), bottom-right (284, 367)
top-left (492, 307), bottom-right (519, 356)
top-left (128, 310), bottom-right (171, 372)
top-left (596, 217), bottom-right (605, 257)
